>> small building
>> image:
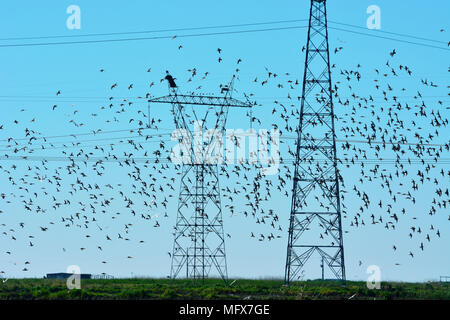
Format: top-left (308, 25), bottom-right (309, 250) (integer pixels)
top-left (45, 273), bottom-right (92, 279)
top-left (92, 273), bottom-right (114, 279)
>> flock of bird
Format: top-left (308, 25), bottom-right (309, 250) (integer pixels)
top-left (0, 39), bottom-right (448, 278)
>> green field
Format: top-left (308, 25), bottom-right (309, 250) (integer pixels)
top-left (0, 278), bottom-right (448, 300)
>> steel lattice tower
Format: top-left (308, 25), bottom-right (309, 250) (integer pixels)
top-left (285, 0), bottom-right (346, 283)
top-left (149, 75), bottom-right (252, 281)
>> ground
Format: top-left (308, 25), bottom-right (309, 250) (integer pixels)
top-left (0, 278), bottom-right (448, 300)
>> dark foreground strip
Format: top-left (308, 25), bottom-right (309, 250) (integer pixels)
top-left (0, 300), bottom-right (448, 318)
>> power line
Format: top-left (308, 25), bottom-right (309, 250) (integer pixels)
top-left (0, 119), bottom-right (448, 148)
top-left (1, 18), bottom-right (445, 49)
top-left (281, 136), bottom-right (449, 148)
top-left (0, 135), bottom-right (171, 152)
top-left (0, 19), bottom-right (446, 51)
top-left (0, 19), bottom-right (308, 41)
top-left (328, 26), bottom-right (450, 51)
top-left (0, 134), bottom-right (169, 151)
top-left (328, 20), bottom-right (447, 45)
top-left (1, 131), bottom-right (447, 152)
top-left (0, 155), bottom-right (448, 164)
top-left (0, 94), bottom-right (448, 100)
top-left (0, 127), bottom-right (168, 142)
top-left (0, 25), bottom-right (308, 48)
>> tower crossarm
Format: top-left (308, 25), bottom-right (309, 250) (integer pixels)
top-left (148, 94), bottom-right (253, 108)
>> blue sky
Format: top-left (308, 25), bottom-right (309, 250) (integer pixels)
top-left (0, 0), bottom-right (448, 282)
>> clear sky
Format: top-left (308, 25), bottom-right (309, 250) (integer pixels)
top-left (0, 0), bottom-right (448, 282)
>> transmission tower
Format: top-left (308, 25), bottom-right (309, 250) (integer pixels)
top-left (149, 74), bottom-right (253, 281)
top-left (285, 0), bottom-right (346, 283)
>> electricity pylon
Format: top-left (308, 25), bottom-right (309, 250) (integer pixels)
top-left (149, 74), bottom-right (253, 281)
top-left (285, 0), bottom-right (346, 283)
